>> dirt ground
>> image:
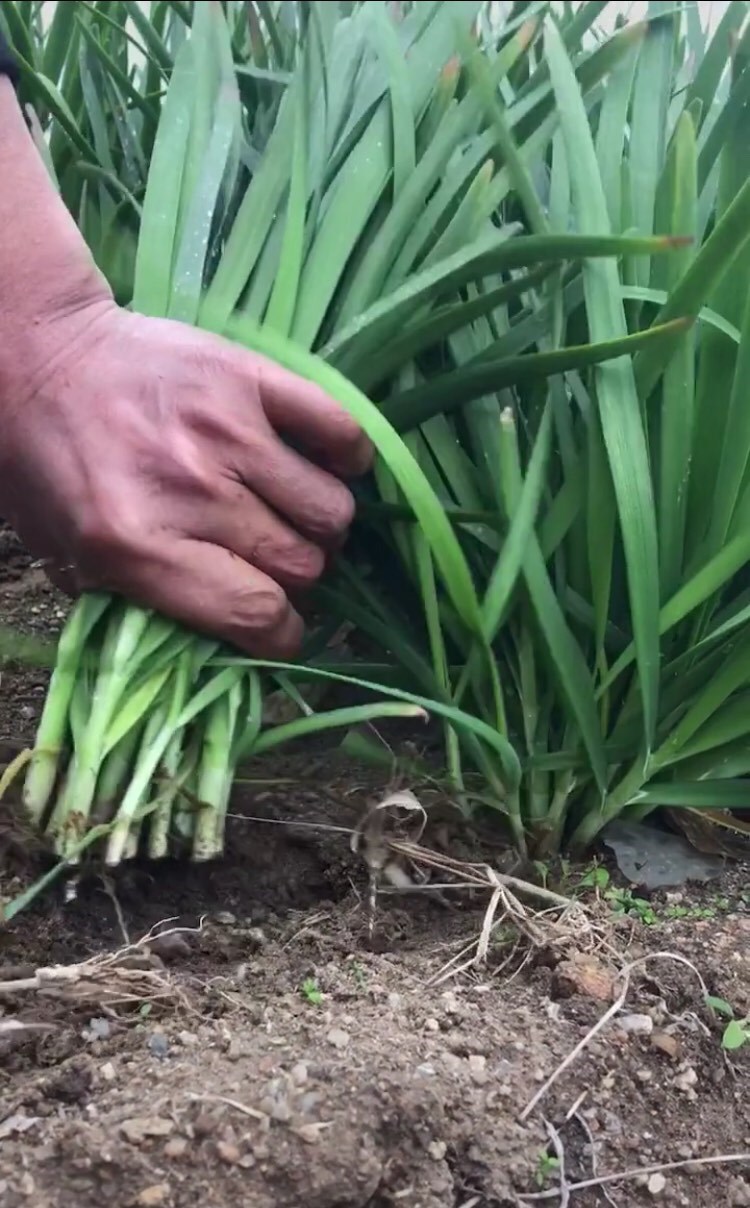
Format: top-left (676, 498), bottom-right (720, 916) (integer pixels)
top-left (0, 532), bottom-right (749, 1208)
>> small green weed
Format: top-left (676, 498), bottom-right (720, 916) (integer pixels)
top-left (664, 903), bottom-right (717, 921)
top-left (705, 995), bottom-right (750, 1051)
top-left (301, 977), bottom-right (323, 1006)
top-left (606, 887), bottom-right (657, 925)
top-left (535, 1151), bottom-right (560, 1189)
top-left (576, 864), bottom-right (611, 893)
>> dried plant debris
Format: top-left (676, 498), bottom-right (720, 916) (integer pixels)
top-left (0, 920), bottom-right (202, 1009)
top-left (351, 790), bottom-right (589, 969)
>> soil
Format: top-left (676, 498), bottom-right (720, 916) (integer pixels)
top-left (0, 533), bottom-right (749, 1208)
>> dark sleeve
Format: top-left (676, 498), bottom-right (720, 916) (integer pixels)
top-left (0, 28), bottom-right (20, 88)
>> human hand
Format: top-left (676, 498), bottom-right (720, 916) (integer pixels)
top-left (0, 297), bottom-right (372, 656)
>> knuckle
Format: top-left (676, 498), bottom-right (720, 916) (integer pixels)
top-left (247, 581), bottom-right (289, 632)
top-left (328, 407), bottom-right (364, 447)
top-left (263, 538), bottom-right (325, 585)
top-left (311, 484), bottom-right (355, 536)
top-left (74, 508), bottom-right (142, 564)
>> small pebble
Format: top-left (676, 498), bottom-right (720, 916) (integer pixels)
top-left (618, 1013), bottom-right (653, 1036)
top-left (675, 1066), bottom-right (698, 1094)
top-left (85, 1017), bottom-right (111, 1042)
top-left (176, 1031), bottom-right (198, 1048)
top-left (326, 1028), bottom-right (350, 1049)
top-left (216, 1140), bottom-right (241, 1165)
top-left (100, 1062), bottom-right (116, 1083)
top-left (290, 1062), bottom-right (308, 1087)
top-left (428, 1140), bottom-right (447, 1161)
top-left (425, 1018), bottom-right (439, 1032)
top-left (296, 1123), bottom-right (324, 1145)
top-left (650, 1030), bottom-right (680, 1060)
top-left (163, 1138), bottom-right (188, 1159)
top-left (269, 1098), bottom-right (292, 1123)
top-left (468, 1054), bottom-right (487, 1084)
top-left (147, 1033), bottom-right (170, 1059)
top-left (135, 1184), bottom-right (171, 1206)
top-left (121, 1117), bottom-right (174, 1144)
top-left (648, 1173), bottom-right (667, 1195)
top-left (299, 1091), bottom-right (321, 1115)
top-left (214, 912), bottom-right (237, 926)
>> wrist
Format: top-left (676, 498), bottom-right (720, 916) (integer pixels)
top-left (0, 79), bottom-right (113, 407)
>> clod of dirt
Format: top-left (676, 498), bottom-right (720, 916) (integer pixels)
top-left (147, 933), bottom-right (192, 963)
top-left (120, 1117), bottom-right (175, 1144)
top-left (728, 1177), bottom-right (750, 1207)
top-left (552, 953), bottom-right (616, 1001)
top-left (42, 1063), bottom-right (92, 1103)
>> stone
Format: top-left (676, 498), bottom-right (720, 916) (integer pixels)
top-left (290, 1062), bottom-right (308, 1086)
top-left (121, 1117), bottom-right (174, 1144)
top-left (327, 1028), bottom-right (350, 1049)
top-left (147, 1033), bottom-right (170, 1059)
top-left (134, 1184), bottom-right (171, 1206)
top-left (674, 1066), bottom-right (698, 1094)
top-left (216, 1140), bottom-right (241, 1165)
top-left (650, 1030), bottom-right (680, 1060)
top-left (163, 1138), bottom-right (188, 1159)
top-left (618, 1014), bottom-right (653, 1036)
top-left (468, 1054), bottom-right (488, 1084)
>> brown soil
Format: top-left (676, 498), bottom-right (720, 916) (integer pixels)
top-left (0, 538), bottom-right (749, 1208)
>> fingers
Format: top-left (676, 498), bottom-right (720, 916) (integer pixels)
top-left (231, 429), bottom-right (356, 547)
top-left (254, 354), bottom-right (374, 478)
top-left (195, 479), bottom-right (325, 590)
top-left (78, 538), bottom-right (305, 658)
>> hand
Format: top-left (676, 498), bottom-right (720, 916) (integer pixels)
top-left (0, 297), bottom-right (372, 656)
